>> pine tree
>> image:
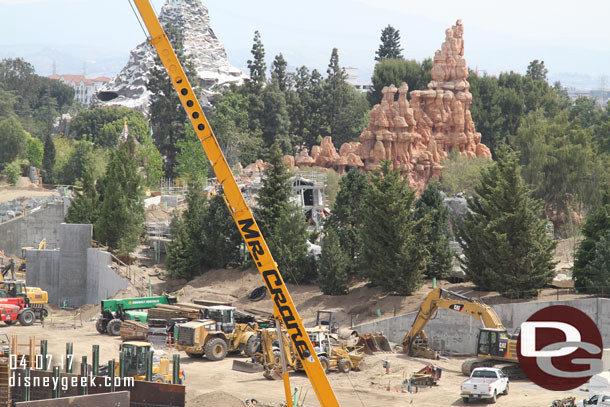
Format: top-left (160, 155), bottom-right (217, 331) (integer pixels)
top-left (166, 179), bottom-right (206, 279)
top-left (201, 194), bottom-right (243, 269)
top-left (147, 23), bottom-right (198, 177)
top-left (65, 164), bottom-right (99, 225)
top-left (246, 31), bottom-right (266, 134)
top-left (271, 53), bottom-right (288, 92)
top-left (272, 202), bottom-right (317, 283)
top-left (247, 31), bottom-right (267, 91)
top-left (318, 227), bottom-right (349, 295)
top-left (323, 48), bottom-right (369, 147)
top-left (573, 188), bottom-right (610, 290)
top-left (360, 161), bottom-right (428, 295)
top-left (254, 141), bottom-right (291, 236)
top-left (414, 181), bottom-right (453, 279)
top-left (325, 167), bottom-right (369, 275)
top-left (94, 135), bottom-right (145, 255)
top-left (583, 230), bottom-right (610, 292)
top-left (42, 133), bottom-right (55, 184)
top-left (456, 147), bottom-right (557, 298)
top-left (262, 79), bottom-right (291, 152)
top-left (375, 25), bottom-right (403, 61)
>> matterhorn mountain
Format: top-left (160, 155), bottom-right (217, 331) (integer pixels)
top-left (94, 0), bottom-right (245, 111)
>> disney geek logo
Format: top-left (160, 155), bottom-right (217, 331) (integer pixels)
top-left (517, 305), bottom-right (603, 391)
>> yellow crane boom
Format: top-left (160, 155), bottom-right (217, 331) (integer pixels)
top-left (131, 1), bottom-right (339, 406)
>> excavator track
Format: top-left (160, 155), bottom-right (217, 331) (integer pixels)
top-left (461, 358), bottom-right (525, 380)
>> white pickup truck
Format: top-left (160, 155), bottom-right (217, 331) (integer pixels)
top-left (460, 367), bottom-right (509, 403)
top-left (576, 393), bottom-right (610, 407)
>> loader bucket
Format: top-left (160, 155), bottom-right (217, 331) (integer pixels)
top-left (372, 334), bottom-right (392, 352)
top-left (232, 360), bottom-right (263, 373)
top-left (356, 334), bottom-right (380, 355)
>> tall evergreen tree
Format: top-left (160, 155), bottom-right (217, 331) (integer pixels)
top-left (246, 30), bottom-right (266, 134)
top-left (414, 181), bottom-right (453, 279)
top-left (456, 147), bottom-right (557, 298)
top-left (262, 79), bottom-right (291, 152)
top-left (94, 136), bottom-right (145, 254)
top-left (325, 167), bottom-right (369, 275)
top-left (42, 133), bottom-right (55, 184)
top-left (147, 23), bottom-right (198, 177)
top-left (583, 230), bottom-right (610, 292)
top-left (360, 161), bottom-right (428, 295)
top-left (65, 165), bottom-right (99, 225)
top-left (201, 194), bottom-right (243, 269)
top-left (254, 141), bottom-right (291, 235)
top-left (318, 227), bottom-right (349, 295)
top-left (526, 59), bottom-right (548, 81)
top-left (375, 25), bottom-right (403, 61)
top-left (573, 188), bottom-right (610, 290)
top-left (272, 202), bottom-right (317, 283)
top-left (271, 53), bottom-right (288, 92)
top-left (323, 49), bottom-right (369, 147)
top-left (166, 179), bottom-right (206, 279)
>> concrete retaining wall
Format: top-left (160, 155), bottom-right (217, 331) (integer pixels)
top-left (26, 223), bottom-right (128, 306)
top-left (86, 249), bottom-right (128, 305)
top-left (0, 198), bottom-right (67, 256)
top-left (354, 297), bottom-right (610, 355)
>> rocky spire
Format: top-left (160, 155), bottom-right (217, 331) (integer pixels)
top-left (94, 0), bottom-right (245, 111)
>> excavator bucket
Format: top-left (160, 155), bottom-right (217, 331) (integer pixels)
top-left (372, 334), bottom-right (392, 352)
top-left (231, 360), bottom-right (263, 373)
top-left (356, 334), bottom-right (380, 355)
top-left (263, 368), bottom-right (282, 380)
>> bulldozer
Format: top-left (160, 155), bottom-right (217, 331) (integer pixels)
top-left (103, 341), bottom-right (184, 384)
top-left (252, 326), bottom-right (363, 379)
top-left (175, 305), bottom-right (258, 361)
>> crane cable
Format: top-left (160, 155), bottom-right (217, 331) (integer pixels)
top-left (128, 0), bottom-right (149, 40)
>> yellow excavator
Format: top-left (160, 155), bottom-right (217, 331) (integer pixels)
top-left (19, 238), bottom-right (46, 273)
top-left (402, 288), bottom-right (522, 378)
top-left (130, 2), bottom-right (339, 405)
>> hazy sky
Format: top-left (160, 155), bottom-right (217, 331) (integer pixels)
top-left (1, 0), bottom-right (609, 88)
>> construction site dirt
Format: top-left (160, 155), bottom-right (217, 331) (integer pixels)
top-left (0, 286), bottom-right (587, 407)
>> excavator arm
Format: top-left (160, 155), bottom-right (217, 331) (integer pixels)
top-left (131, 2), bottom-right (339, 406)
top-left (402, 288), bottom-right (505, 356)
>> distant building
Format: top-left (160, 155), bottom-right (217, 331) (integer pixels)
top-left (344, 67), bottom-right (372, 93)
top-left (48, 74), bottom-right (110, 105)
top-left (566, 87), bottom-right (610, 106)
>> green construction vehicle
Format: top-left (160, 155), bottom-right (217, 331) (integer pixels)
top-left (96, 295), bottom-right (177, 336)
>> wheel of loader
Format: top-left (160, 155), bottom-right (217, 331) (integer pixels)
top-left (95, 318), bottom-right (106, 334)
top-left (152, 373), bottom-right (165, 383)
top-left (318, 356), bottom-right (330, 373)
top-left (205, 338), bottom-right (228, 361)
top-left (4, 321), bottom-right (16, 326)
top-left (186, 352), bottom-right (204, 359)
top-left (245, 335), bottom-right (258, 357)
top-left (18, 310), bottom-right (35, 326)
top-left (106, 319), bottom-right (122, 336)
top-left (338, 358), bottom-right (352, 373)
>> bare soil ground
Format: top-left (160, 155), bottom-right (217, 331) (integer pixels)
top-left (1, 315), bottom-right (584, 407)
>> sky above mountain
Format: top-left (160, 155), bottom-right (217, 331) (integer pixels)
top-left (1, 0), bottom-right (608, 89)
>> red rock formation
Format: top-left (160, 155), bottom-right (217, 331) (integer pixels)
top-left (290, 19), bottom-right (491, 190)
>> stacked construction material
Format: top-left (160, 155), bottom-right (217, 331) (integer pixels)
top-left (147, 303), bottom-right (205, 320)
top-left (120, 320), bottom-right (148, 341)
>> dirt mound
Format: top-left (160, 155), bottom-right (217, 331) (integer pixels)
top-left (189, 391), bottom-right (247, 407)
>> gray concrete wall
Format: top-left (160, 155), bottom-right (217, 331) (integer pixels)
top-left (354, 298), bottom-right (610, 355)
top-left (0, 200), bottom-right (66, 256)
top-left (86, 249), bottom-right (128, 305)
top-left (25, 250), bottom-right (60, 303)
top-left (26, 223), bottom-right (128, 307)
top-left (58, 224), bottom-right (92, 306)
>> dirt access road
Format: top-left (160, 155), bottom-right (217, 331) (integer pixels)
top-left (1, 312), bottom-right (584, 407)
